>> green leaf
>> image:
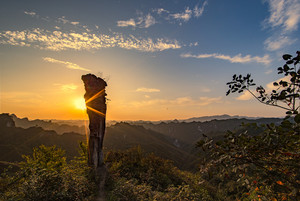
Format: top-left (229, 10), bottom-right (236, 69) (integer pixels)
top-left (294, 114), bottom-right (300, 123)
top-left (282, 54), bottom-right (292, 60)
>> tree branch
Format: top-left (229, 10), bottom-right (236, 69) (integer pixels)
top-left (246, 88), bottom-right (291, 111)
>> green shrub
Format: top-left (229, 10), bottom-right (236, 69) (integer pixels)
top-left (0, 143), bottom-right (97, 201)
top-left (105, 146), bottom-right (213, 201)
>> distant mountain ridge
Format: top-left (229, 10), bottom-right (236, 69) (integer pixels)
top-left (1, 113), bottom-right (283, 171)
top-left (182, 114), bottom-right (259, 122)
top-left (0, 114), bottom-right (198, 171)
top-left (10, 114), bottom-right (86, 135)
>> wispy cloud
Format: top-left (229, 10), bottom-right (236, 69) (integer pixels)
top-left (43, 57), bottom-right (90, 71)
top-left (54, 83), bottom-right (78, 91)
top-left (171, 7), bottom-right (193, 22)
top-left (169, 1), bottom-right (208, 23)
top-left (117, 19), bottom-right (136, 27)
top-left (0, 29), bottom-right (181, 52)
top-left (264, 35), bottom-right (297, 51)
top-left (181, 53), bottom-right (271, 65)
top-left (131, 96), bottom-right (222, 108)
top-left (266, 0), bottom-right (300, 31)
top-left (119, 2), bottom-right (208, 28)
top-left (194, 1), bottom-right (208, 17)
top-left (58, 16), bottom-right (80, 25)
top-left (136, 87), bottom-right (160, 92)
top-left (264, 0), bottom-right (300, 51)
top-left (144, 14), bottom-right (156, 28)
top-left (117, 13), bottom-right (156, 28)
top-left (155, 8), bottom-right (169, 15)
top-left (24, 11), bottom-right (36, 17)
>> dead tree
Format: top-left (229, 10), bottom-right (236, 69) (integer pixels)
top-left (82, 74), bottom-right (107, 169)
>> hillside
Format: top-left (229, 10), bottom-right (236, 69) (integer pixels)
top-left (0, 114), bottom-right (198, 171)
top-left (132, 118), bottom-right (282, 150)
top-left (10, 114), bottom-right (86, 135)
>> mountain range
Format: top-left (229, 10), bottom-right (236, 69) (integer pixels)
top-left (0, 113), bottom-right (283, 172)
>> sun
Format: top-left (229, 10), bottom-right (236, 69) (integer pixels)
top-left (74, 97), bottom-right (87, 111)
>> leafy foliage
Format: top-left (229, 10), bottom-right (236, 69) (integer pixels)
top-left (0, 143), bottom-right (97, 201)
top-left (198, 51), bottom-right (300, 200)
top-left (226, 51), bottom-right (300, 115)
top-left (105, 146), bottom-right (213, 201)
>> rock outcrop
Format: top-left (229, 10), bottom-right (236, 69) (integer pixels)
top-left (82, 74), bottom-right (107, 169)
top-left (0, 113), bottom-right (15, 128)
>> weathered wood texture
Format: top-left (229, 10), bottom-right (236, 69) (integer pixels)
top-left (82, 74), bottom-right (107, 169)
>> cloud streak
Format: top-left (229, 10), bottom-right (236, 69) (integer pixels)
top-left (54, 83), bottom-right (78, 91)
top-left (180, 53), bottom-right (271, 65)
top-left (43, 57), bottom-right (90, 71)
top-left (266, 0), bottom-right (300, 31)
top-left (117, 13), bottom-right (156, 28)
top-left (58, 16), bottom-right (80, 25)
top-left (136, 87), bottom-right (160, 93)
top-left (0, 29), bottom-right (181, 52)
top-left (194, 1), bottom-right (208, 17)
top-left (264, 0), bottom-right (300, 51)
top-left (264, 35), bottom-right (297, 51)
top-left (131, 96), bottom-right (222, 108)
top-left (117, 19), bottom-right (136, 27)
top-left (171, 8), bottom-right (193, 22)
top-left (24, 11), bottom-right (36, 16)
top-left (118, 1), bottom-right (208, 28)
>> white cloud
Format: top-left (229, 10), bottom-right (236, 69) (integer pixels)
top-left (24, 11), bottom-right (36, 16)
top-left (58, 16), bottom-right (69, 24)
top-left (266, 0), bottom-right (300, 31)
top-left (194, 1), bottom-right (208, 17)
top-left (117, 14), bottom-right (156, 28)
top-left (264, 0), bottom-right (300, 51)
top-left (0, 29), bottom-right (181, 52)
top-left (58, 16), bottom-right (79, 26)
top-left (43, 57), bottom-right (90, 71)
top-left (189, 42), bottom-right (198, 47)
top-left (264, 35), bottom-right (297, 51)
top-left (144, 14), bottom-right (156, 28)
top-left (70, 21), bottom-right (80, 25)
top-left (117, 19), bottom-right (136, 27)
top-left (181, 53), bottom-right (271, 65)
top-left (171, 7), bottom-right (193, 22)
top-left (155, 8), bottom-right (169, 14)
top-left (136, 87), bottom-right (160, 93)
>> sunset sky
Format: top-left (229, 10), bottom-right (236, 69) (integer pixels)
top-left (1, 0), bottom-right (300, 120)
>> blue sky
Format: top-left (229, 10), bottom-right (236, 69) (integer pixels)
top-left (0, 0), bottom-right (300, 120)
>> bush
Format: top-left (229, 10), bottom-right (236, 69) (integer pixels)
top-left (0, 143), bottom-right (97, 201)
top-left (105, 146), bottom-right (213, 201)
